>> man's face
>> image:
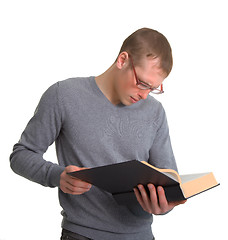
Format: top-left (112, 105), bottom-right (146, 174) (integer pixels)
top-left (115, 56), bottom-right (166, 106)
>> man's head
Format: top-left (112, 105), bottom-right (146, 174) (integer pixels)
top-left (111, 28), bottom-right (173, 106)
top-left (117, 28), bottom-right (173, 78)
top-left (96, 28), bottom-right (173, 106)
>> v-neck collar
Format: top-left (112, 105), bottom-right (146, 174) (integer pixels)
top-left (91, 76), bottom-right (132, 109)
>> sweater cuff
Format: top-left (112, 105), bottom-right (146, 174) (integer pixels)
top-left (49, 164), bottom-right (65, 187)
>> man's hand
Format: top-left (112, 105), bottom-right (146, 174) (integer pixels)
top-left (60, 165), bottom-right (92, 195)
top-left (134, 184), bottom-right (187, 215)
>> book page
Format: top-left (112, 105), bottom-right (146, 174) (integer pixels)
top-left (180, 173), bottom-right (210, 184)
top-left (180, 172), bottom-right (218, 198)
top-left (141, 161), bottom-right (181, 183)
top-left (163, 171), bottom-right (181, 183)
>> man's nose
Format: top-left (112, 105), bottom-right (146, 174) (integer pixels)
top-left (138, 90), bottom-right (150, 100)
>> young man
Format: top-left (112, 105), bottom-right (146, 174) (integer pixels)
top-left (10, 28), bottom-right (186, 240)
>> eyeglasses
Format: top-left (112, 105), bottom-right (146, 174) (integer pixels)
top-left (129, 55), bottom-right (164, 94)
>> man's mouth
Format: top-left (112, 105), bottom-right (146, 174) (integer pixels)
top-left (130, 96), bottom-right (139, 103)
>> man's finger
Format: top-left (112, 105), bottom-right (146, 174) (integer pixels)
top-left (157, 186), bottom-right (169, 212)
top-left (67, 178), bottom-right (91, 189)
top-left (133, 187), bottom-right (144, 207)
top-left (138, 185), bottom-right (153, 213)
top-left (148, 184), bottom-right (160, 214)
top-left (63, 181), bottom-right (91, 195)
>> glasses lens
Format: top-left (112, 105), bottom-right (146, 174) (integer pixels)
top-left (151, 88), bottom-right (164, 94)
top-left (137, 83), bottom-right (150, 90)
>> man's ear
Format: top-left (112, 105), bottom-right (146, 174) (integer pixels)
top-left (116, 51), bottom-right (129, 69)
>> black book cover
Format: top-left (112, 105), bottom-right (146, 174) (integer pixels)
top-left (68, 160), bottom-right (186, 204)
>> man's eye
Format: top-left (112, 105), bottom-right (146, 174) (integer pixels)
top-left (139, 81), bottom-right (149, 88)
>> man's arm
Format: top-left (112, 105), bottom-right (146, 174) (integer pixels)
top-left (134, 104), bottom-right (186, 214)
top-left (10, 83), bottom-right (65, 187)
top-left (149, 104), bottom-right (178, 171)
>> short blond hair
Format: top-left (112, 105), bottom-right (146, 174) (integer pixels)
top-left (118, 28), bottom-right (173, 77)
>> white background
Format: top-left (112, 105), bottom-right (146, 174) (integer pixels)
top-left (0, 0), bottom-right (227, 239)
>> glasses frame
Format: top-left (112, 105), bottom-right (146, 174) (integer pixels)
top-left (129, 55), bottom-right (164, 94)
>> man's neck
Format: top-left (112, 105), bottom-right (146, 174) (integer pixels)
top-left (95, 64), bottom-right (121, 105)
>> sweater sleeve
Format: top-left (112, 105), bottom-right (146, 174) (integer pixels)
top-left (128, 103), bottom-right (178, 217)
top-left (10, 82), bottom-right (65, 187)
top-left (149, 103), bottom-right (178, 172)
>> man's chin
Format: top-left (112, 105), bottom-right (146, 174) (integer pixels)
top-left (120, 97), bottom-right (136, 106)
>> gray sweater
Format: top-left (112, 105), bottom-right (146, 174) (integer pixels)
top-left (10, 77), bottom-right (177, 240)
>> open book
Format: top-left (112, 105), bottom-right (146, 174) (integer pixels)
top-left (68, 160), bottom-right (219, 205)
